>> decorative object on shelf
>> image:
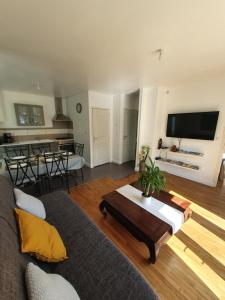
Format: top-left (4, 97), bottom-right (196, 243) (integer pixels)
top-left (178, 138), bottom-right (182, 150)
top-left (170, 145), bottom-right (177, 152)
top-left (138, 157), bottom-right (166, 198)
top-left (159, 147), bottom-right (169, 160)
top-left (3, 132), bottom-right (13, 144)
top-left (138, 145), bottom-right (150, 172)
top-left (157, 138), bottom-right (162, 149)
top-left (76, 103), bottom-right (82, 113)
top-left (170, 149), bottom-right (204, 157)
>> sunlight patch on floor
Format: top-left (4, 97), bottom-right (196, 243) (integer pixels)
top-left (181, 219), bottom-right (225, 266)
top-left (168, 236), bottom-right (225, 299)
top-left (169, 190), bottom-right (225, 231)
top-left (190, 202), bottom-right (225, 230)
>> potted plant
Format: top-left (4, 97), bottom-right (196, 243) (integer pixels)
top-left (139, 145), bottom-right (150, 172)
top-left (138, 157), bottom-right (166, 198)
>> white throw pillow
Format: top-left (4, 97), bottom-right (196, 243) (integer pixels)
top-left (14, 188), bottom-right (46, 219)
top-left (25, 263), bottom-right (80, 300)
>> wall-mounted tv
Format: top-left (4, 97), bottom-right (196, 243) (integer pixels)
top-left (166, 111), bottom-right (219, 140)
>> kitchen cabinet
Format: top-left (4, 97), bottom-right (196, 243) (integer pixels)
top-left (14, 103), bottom-right (45, 126)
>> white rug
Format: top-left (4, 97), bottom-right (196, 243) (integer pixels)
top-left (116, 184), bottom-right (184, 234)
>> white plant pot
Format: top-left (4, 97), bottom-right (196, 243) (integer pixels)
top-left (141, 193), bottom-right (152, 202)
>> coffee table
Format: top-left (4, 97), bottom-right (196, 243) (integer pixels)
top-left (99, 182), bottom-right (192, 263)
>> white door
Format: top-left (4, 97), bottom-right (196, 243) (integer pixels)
top-left (123, 109), bottom-right (138, 163)
top-left (92, 108), bottom-right (110, 167)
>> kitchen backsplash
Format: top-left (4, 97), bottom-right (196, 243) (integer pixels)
top-left (0, 128), bottom-right (74, 143)
top-left (0, 115), bottom-right (74, 144)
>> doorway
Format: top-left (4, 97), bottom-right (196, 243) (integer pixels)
top-left (122, 109), bottom-right (138, 163)
top-left (92, 108), bottom-right (110, 167)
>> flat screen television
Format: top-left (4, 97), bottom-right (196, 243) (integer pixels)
top-left (166, 111), bottom-right (219, 140)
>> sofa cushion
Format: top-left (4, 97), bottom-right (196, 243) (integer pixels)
top-left (15, 208), bottom-right (68, 262)
top-left (0, 175), bottom-right (158, 300)
top-left (0, 176), bottom-right (54, 300)
top-left (14, 188), bottom-right (46, 219)
top-left (25, 262), bottom-right (80, 300)
top-left (41, 191), bottom-right (158, 300)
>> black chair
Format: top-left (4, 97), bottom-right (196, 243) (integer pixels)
top-left (31, 143), bottom-right (51, 155)
top-left (5, 155), bottom-right (40, 188)
top-left (5, 145), bottom-right (29, 158)
top-left (43, 152), bottom-right (69, 192)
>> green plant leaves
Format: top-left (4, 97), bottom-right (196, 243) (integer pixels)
top-left (138, 156), bottom-right (166, 196)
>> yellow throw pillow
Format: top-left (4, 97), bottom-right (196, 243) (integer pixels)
top-left (15, 208), bottom-right (68, 262)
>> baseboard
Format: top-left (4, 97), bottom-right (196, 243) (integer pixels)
top-left (85, 161), bottom-right (92, 168)
top-left (112, 160), bottom-right (122, 165)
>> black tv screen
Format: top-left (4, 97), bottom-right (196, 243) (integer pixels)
top-left (166, 111), bottom-right (219, 140)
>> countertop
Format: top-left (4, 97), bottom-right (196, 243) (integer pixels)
top-left (0, 139), bottom-right (56, 147)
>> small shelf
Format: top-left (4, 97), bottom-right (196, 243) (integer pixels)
top-left (168, 149), bottom-right (204, 158)
top-left (156, 158), bottom-right (200, 171)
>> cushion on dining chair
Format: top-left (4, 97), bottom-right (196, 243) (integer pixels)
top-left (9, 163), bottom-right (28, 169)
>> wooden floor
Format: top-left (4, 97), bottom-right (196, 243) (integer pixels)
top-left (70, 172), bottom-right (225, 300)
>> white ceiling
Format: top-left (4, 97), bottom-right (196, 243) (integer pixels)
top-left (1, 0), bottom-right (225, 97)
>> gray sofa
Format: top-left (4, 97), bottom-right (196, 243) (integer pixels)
top-left (0, 175), bottom-right (158, 300)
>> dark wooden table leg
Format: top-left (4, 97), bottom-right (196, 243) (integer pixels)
top-left (146, 241), bottom-right (159, 264)
top-left (99, 200), bottom-right (107, 217)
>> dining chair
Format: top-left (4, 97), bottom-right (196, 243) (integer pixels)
top-left (73, 143), bottom-right (84, 182)
top-left (43, 152), bottom-right (70, 192)
top-left (74, 142), bottom-right (84, 156)
top-left (31, 143), bottom-right (51, 155)
top-left (5, 145), bottom-right (29, 158)
top-left (4, 155), bottom-right (40, 189)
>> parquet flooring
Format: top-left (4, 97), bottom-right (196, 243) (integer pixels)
top-left (70, 173), bottom-right (225, 300)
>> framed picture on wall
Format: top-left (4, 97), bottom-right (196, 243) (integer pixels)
top-left (14, 103), bottom-right (45, 126)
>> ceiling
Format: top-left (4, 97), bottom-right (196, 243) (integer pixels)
top-left (1, 0), bottom-right (225, 97)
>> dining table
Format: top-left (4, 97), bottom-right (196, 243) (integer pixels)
top-left (3, 153), bottom-right (85, 181)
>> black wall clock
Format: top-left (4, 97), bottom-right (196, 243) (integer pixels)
top-left (76, 103), bottom-right (82, 113)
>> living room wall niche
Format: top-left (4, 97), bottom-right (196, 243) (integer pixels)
top-left (138, 78), bottom-right (225, 186)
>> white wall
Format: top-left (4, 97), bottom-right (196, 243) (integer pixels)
top-left (124, 92), bottom-right (139, 110)
top-left (88, 91), bottom-right (113, 167)
top-left (66, 90), bottom-right (114, 167)
top-left (66, 92), bottom-right (91, 166)
top-left (89, 91), bottom-right (113, 109)
top-left (0, 90), bottom-right (71, 138)
top-left (0, 91), bottom-right (4, 122)
top-left (0, 90), bottom-right (55, 128)
top-left (137, 78), bottom-right (225, 186)
top-left (135, 87), bottom-right (158, 169)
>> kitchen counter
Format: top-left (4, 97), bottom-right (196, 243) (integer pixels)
top-left (0, 139), bottom-right (56, 147)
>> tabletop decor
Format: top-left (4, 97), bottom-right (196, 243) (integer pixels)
top-left (138, 157), bottom-right (166, 198)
